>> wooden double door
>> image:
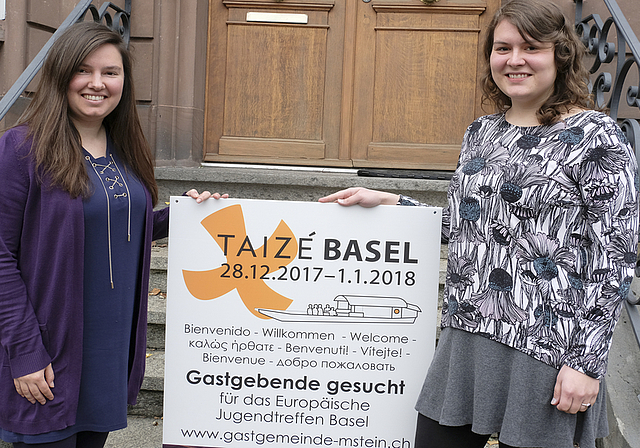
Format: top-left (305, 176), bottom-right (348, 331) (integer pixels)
top-left (204, 0), bottom-right (499, 170)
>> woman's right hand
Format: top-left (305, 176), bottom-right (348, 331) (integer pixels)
top-left (318, 187), bottom-right (399, 207)
top-left (14, 363), bottom-right (55, 405)
top-left (185, 189), bottom-right (229, 203)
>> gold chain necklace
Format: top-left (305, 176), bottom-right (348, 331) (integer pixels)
top-left (85, 153), bottom-right (132, 289)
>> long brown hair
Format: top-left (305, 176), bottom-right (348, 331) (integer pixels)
top-left (480, 0), bottom-right (594, 125)
top-left (15, 21), bottom-right (158, 205)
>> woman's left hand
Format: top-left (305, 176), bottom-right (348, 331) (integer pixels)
top-left (186, 189), bottom-right (229, 203)
top-left (551, 365), bottom-right (600, 414)
top-left (319, 187), bottom-right (399, 207)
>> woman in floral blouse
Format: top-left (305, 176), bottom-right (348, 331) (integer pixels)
top-left (320, 0), bottom-right (638, 447)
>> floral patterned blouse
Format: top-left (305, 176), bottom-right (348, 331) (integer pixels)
top-left (401, 110), bottom-right (638, 379)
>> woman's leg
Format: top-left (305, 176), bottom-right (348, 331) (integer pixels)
top-left (75, 432), bottom-right (108, 448)
top-left (414, 413), bottom-right (492, 448)
top-left (13, 432), bottom-right (108, 448)
top-left (13, 435), bottom-right (77, 448)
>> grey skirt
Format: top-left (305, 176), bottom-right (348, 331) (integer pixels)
top-left (415, 327), bottom-right (608, 448)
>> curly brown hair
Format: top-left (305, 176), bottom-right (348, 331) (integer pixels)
top-left (480, 0), bottom-right (594, 125)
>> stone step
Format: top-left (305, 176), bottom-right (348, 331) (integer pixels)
top-left (147, 294), bottom-right (167, 350)
top-left (130, 348), bottom-right (165, 418)
top-left (149, 244), bottom-right (168, 293)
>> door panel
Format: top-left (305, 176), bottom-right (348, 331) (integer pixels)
top-left (222, 24), bottom-right (325, 141)
top-left (205, 0), bottom-right (346, 166)
top-left (351, 1), bottom-right (490, 170)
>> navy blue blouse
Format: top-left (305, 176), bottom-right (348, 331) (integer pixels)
top-left (1, 141), bottom-right (147, 443)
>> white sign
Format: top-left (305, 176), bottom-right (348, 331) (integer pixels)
top-left (163, 198), bottom-right (442, 448)
top-left (0, 0), bottom-right (5, 20)
top-left (246, 12), bottom-right (308, 24)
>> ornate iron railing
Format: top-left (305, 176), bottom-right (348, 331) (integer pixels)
top-left (575, 0), bottom-right (640, 345)
top-left (0, 0), bottom-right (131, 122)
top-left (575, 0), bottom-right (640, 141)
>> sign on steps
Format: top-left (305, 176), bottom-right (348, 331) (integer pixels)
top-left (162, 198), bottom-right (441, 448)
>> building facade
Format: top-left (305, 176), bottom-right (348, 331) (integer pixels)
top-left (0, 0), bottom-right (637, 169)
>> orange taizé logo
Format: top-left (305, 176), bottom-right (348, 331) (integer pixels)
top-left (182, 204), bottom-right (297, 318)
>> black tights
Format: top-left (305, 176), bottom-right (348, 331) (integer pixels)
top-left (13, 431), bottom-right (108, 448)
top-left (415, 413), bottom-right (518, 448)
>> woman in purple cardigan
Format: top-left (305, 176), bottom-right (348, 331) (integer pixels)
top-left (0, 22), bottom-right (222, 448)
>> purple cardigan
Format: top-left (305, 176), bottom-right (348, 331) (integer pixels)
top-left (0, 126), bottom-right (169, 434)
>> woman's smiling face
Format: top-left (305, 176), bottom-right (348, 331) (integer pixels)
top-left (490, 19), bottom-right (557, 111)
top-left (67, 43), bottom-right (124, 128)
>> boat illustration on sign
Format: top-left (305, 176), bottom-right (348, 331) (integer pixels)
top-left (257, 295), bottom-right (421, 324)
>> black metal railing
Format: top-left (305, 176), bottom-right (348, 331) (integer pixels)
top-left (575, 0), bottom-right (640, 346)
top-left (0, 0), bottom-right (131, 122)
